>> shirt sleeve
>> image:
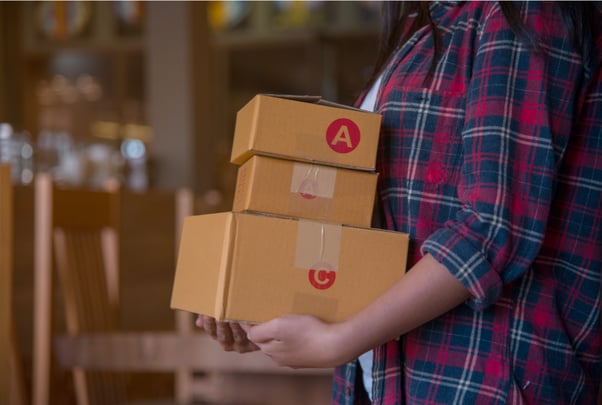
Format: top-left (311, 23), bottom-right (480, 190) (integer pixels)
top-left (421, 2), bottom-right (583, 310)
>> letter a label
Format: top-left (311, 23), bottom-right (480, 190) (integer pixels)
top-left (326, 118), bottom-right (360, 154)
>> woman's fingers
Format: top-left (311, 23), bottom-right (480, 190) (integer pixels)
top-left (230, 321), bottom-right (249, 343)
top-left (196, 314), bottom-right (259, 353)
top-left (216, 320), bottom-right (235, 350)
top-left (230, 322), bottom-right (260, 352)
top-left (197, 314), bottom-right (217, 338)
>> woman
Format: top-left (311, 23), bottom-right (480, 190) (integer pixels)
top-left (198, 2), bottom-right (602, 403)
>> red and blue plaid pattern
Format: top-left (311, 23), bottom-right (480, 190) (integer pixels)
top-left (333, 2), bottom-right (602, 404)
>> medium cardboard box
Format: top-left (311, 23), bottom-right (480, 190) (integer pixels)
top-left (233, 155), bottom-right (378, 227)
top-left (171, 212), bottom-right (409, 323)
top-left (230, 94), bottom-right (382, 171)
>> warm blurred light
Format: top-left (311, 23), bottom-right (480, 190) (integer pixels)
top-left (91, 121), bottom-right (120, 140)
top-left (208, 1), bottom-right (250, 31)
top-left (91, 121), bottom-right (152, 143)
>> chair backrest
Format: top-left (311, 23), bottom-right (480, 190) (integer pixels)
top-left (32, 173), bottom-right (125, 405)
top-left (32, 179), bottom-right (202, 404)
top-left (0, 164), bottom-right (27, 405)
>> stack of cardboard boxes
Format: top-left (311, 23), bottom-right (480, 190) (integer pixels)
top-left (171, 95), bottom-right (409, 323)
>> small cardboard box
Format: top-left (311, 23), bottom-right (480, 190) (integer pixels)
top-left (230, 94), bottom-right (382, 171)
top-left (171, 212), bottom-right (409, 323)
top-left (233, 155), bottom-right (378, 227)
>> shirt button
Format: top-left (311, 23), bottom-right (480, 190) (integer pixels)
top-left (345, 386), bottom-right (352, 396)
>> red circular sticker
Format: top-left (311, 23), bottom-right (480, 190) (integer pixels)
top-left (308, 262), bottom-right (336, 290)
top-left (308, 270), bottom-right (336, 290)
top-left (325, 118), bottom-right (361, 154)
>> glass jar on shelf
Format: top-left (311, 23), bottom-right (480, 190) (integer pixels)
top-left (0, 123), bottom-right (35, 185)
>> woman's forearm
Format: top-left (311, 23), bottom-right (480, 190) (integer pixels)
top-left (334, 253), bottom-right (471, 362)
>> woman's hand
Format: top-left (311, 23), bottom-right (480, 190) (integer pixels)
top-left (196, 314), bottom-right (259, 353)
top-left (242, 314), bottom-right (352, 369)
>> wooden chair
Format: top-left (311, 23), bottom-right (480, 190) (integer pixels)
top-left (0, 164), bottom-right (27, 405)
top-left (32, 175), bottom-right (332, 404)
top-left (31, 173), bottom-right (125, 405)
top-left (54, 186), bottom-right (332, 404)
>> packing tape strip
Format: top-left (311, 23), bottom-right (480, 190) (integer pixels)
top-left (288, 163), bottom-right (336, 220)
top-left (292, 292), bottom-right (338, 321)
top-left (290, 162), bottom-right (336, 199)
top-left (294, 220), bottom-right (341, 272)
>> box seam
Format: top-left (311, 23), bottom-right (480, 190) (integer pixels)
top-left (245, 157), bottom-right (256, 209)
top-left (215, 213), bottom-right (235, 320)
top-left (248, 96), bottom-right (260, 156)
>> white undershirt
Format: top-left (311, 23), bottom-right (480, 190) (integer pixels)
top-left (356, 75), bottom-right (383, 402)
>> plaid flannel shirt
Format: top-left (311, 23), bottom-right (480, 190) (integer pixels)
top-left (332, 2), bottom-right (602, 404)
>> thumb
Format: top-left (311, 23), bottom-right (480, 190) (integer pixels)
top-left (243, 320), bottom-right (280, 344)
top-left (239, 321), bottom-right (254, 334)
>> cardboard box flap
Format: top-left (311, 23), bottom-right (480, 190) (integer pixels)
top-left (263, 94), bottom-right (322, 103)
top-left (225, 213), bottom-right (298, 321)
top-left (261, 94), bottom-right (366, 112)
top-left (171, 213), bottom-right (235, 319)
top-left (232, 97), bottom-right (259, 164)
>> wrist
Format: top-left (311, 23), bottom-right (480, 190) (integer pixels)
top-left (324, 318), bottom-right (367, 366)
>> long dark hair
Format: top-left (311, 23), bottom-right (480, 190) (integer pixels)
top-left (367, 1), bottom-right (598, 88)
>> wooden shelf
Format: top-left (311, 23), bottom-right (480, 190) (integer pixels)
top-left (20, 2), bottom-right (145, 55)
top-left (212, 24), bottom-right (379, 49)
top-left (16, 1), bottom-right (147, 146)
top-left (20, 37), bottom-right (144, 56)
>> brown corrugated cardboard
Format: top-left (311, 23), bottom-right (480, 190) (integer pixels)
top-left (171, 212), bottom-right (409, 323)
top-left (233, 155), bottom-right (378, 227)
top-left (230, 94), bottom-right (382, 171)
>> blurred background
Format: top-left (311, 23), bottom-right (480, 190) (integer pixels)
top-left (0, 1), bottom-right (381, 404)
top-left (0, 0), bottom-right (380, 203)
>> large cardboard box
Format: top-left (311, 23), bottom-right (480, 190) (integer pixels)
top-left (171, 212), bottom-right (409, 323)
top-left (230, 94), bottom-right (382, 171)
top-left (233, 155), bottom-right (378, 227)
